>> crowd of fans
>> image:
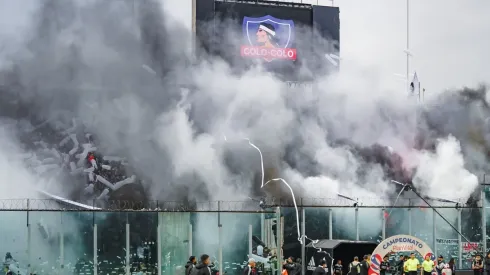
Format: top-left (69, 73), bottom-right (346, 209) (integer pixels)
top-left (185, 255), bottom-right (220, 275)
top-left (338, 253), bottom-right (459, 275)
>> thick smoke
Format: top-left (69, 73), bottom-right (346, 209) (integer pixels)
top-left (0, 0), bottom-right (488, 265)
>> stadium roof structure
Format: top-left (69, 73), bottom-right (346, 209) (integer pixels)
top-left (215, 0), bottom-right (312, 10)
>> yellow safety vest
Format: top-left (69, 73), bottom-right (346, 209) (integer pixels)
top-left (422, 260), bottom-right (434, 272)
top-left (405, 259), bottom-right (419, 271)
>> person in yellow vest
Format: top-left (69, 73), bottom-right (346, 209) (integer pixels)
top-left (421, 255), bottom-right (435, 275)
top-left (404, 253), bottom-right (420, 275)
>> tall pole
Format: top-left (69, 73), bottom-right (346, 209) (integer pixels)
top-left (355, 207), bottom-right (359, 241)
top-left (433, 209), bottom-right (437, 256)
top-left (94, 223), bottom-right (98, 275)
top-left (277, 207), bottom-right (282, 275)
top-left (457, 209), bottom-right (462, 268)
top-left (406, 0), bottom-right (410, 95)
top-left (301, 207), bottom-right (306, 275)
top-left (218, 202), bottom-right (223, 275)
top-left (328, 209), bottom-right (333, 240)
top-left (188, 224), bottom-right (193, 257)
top-left (482, 186), bottom-right (487, 254)
top-left (382, 209), bottom-right (386, 240)
top-left (126, 215), bottom-right (130, 275)
top-left (60, 213), bottom-right (64, 274)
top-left (157, 214), bottom-right (162, 275)
top-left (249, 225), bottom-right (253, 256)
top-left (408, 208), bottom-right (412, 235)
top-left (27, 199), bottom-right (31, 275)
top-left (261, 213), bottom-right (265, 242)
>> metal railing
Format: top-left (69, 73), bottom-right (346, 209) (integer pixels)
top-left (0, 196), bottom-right (474, 211)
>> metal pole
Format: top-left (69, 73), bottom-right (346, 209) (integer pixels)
top-left (27, 199), bottom-right (31, 274)
top-left (218, 202), bottom-right (223, 275)
top-left (94, 223), bottom-right (98, 275)
top-left (482, 186), bottom-right (487, 253)
top-left (301, 207), bottom-right (306, 275)
top-left (382, 209), bottom-right (386, 240)
top-left (408, 208), bottom-right (412, 235)
top-left (249, 224), bottom-right (253, 256)
top-left (191, 0), bottom-right (197, 60)
top-left (188, 223), bottom-right (193, 257)
top-left (355, 207), bottom-right (359, 241)
top-left (157, 214), bottom-right (162, 275)
top-left (406, 0), bottom-right (410, 95)
top-left (126, 217), bottom-right (130, 275)
top-left (277, 207), bottom-right (282, 275)
top-left (328, 209), bottom-right (333, 240)
top-left (433, 209), bottom-right (437, 256)
top-left (457, 209), bottom-right (462, 268)
top-left (261, 213), bottom-right (265, 242)
top-left (60, 213), bottom-right (64, 274)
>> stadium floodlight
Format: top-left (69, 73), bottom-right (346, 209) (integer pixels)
top-left (389, 180), bottom-right (473, 246)
top-left (390, 179), bottom-right (406, 187)
top-left (390, 180), bottom-right (460, 204)
top-left (336, 193), bottom-right (358, 207)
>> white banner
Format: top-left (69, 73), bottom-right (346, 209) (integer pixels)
top-left (436, 238), bottom-right (459, 245)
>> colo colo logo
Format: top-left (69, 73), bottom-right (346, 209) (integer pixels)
top-left (241, 15), bottom-right (297, 62)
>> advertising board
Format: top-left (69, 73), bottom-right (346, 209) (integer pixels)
top-left (369, 235), bottom-right (435, 275)
top-left (214, 1), bottom-right (311, 70)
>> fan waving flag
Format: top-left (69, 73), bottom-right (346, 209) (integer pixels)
top-left (410, 72), bottom-right (420, 96)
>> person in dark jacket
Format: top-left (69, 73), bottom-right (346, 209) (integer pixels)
top-left (485, 253), bottom-right (490, 275)
top-left (380, 256), bottom-right (390, 275)
top-left (313, 260), bottom-right (327, 275)
top-left (396, 255), bottom-right (405, 275)
top-left (186, 256), bottom-right (197, 275)
top-left (293, 258), bottom-right (302, 275)
top-left (196, 254), bottom-right (212, 275)
top-left (359, 255), bottom-right (369, 275)
top-left (283, 257), bottom-right (296, 275)
top-left (449, 258), bottom-right (456, 275)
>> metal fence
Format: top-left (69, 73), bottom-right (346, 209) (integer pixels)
top-left (0, 194), bottom-right (487, 275)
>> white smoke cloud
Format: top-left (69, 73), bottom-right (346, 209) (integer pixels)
top-left (0, 121), bottom-right (89, 273)
top-left (413, 135), bottom-right (479, 202)
top-left (0, 0), bottom-right (487, 266)
top-left (0, 123), bottom-right (41, 199)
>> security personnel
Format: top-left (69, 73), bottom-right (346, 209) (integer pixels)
top-left (380, 255), bottom-right (390, 275)
top-left (404, 253), bottom-right (420, 275)
top-left (421, 255), bottom-right (435, 275)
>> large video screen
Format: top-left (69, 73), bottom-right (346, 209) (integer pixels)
top-left (214, 2), bottom-right (312, 68)
top-left (195, 0), bottom-right (340, 80)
